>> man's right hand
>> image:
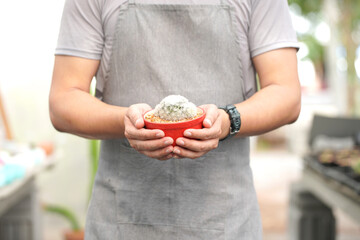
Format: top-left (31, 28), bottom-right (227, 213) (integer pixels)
top-left (124, 104), bottom-right (174, 160)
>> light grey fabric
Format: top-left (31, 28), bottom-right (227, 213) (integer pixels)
top-left (56, 0), bottom-right (299, 100)
top-left (84, 1), bottom-right (261, 239)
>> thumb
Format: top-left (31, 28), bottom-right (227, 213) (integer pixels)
top-left (128, 103), bottom-right (152, 129)
top-left (199, 104), bottom-right (218, 128)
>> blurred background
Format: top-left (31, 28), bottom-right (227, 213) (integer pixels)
top-left (0, 0), bottom-right (360, 239)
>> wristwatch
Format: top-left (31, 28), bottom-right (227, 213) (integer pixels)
top-left (219, 104), bottom-right (241, 141)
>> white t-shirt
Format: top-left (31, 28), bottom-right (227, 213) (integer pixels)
top-left (56, 0), bottom-right (299, 99)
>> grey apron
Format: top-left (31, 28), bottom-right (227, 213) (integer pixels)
top-left (85, 0), bottom-right (262, 239)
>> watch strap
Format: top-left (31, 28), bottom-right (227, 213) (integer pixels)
top-left (219, 105), bottom-right (241, 141)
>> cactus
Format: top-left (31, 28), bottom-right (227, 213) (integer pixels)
top-left (154, 95), bottom-right (197, 121)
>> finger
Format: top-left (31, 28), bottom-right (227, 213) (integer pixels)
top-left (158, 153), bottom-right (174, 161)
top-left (139, 145), bottom-right (174, 160)
top-left (127, 104), bottom-right (152, 129)
top-left (125, 126), bottom-right (164, 140)
top-left (173, 146), bottom-right (207, 159)
top-left (125, 117), bottom-right (164, 140)
top-left (199, 104), bottom-right (219, 128)
top-left (130, 137), bottom-right (173, 151)
top-left (176, 137), bottom-right (219, 152)
top-left (183, 128), bottom-right (220, 140)
top-left (183, 117), bottom-right (222, 140)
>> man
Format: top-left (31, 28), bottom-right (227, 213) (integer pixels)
top-left (50, 0), bottom-right (301, 239)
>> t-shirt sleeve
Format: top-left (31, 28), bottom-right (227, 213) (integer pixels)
top-left (249, 0), bottom-right (299, 58)
top-left (55, 0), bottom-right (104, 59)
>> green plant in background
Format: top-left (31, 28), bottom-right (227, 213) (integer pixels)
top-left (88, 139), bottom-right (99, 203)
top-left (288, 0), bottom-right (360, 115)
top-left (288, 0), bottom-right (322, 13)
top-left (352, 160), bottom-right (360, 175)
top-left (43, 204), bottom-right (82, 232)
top-left (300, 34), bottom-right (326, 86)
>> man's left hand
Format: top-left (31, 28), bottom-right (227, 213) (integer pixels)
top-left (172, 104), bottom-right (230, 159)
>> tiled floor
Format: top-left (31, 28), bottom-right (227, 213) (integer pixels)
top-left (251, 149), bottom-right (360, 239)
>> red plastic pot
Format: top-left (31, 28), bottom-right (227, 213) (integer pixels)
top-left (144, 108), bottom-right (205, 146)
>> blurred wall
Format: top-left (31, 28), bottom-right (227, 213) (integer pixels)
top-left (0, 1), bottom-right (90, 239)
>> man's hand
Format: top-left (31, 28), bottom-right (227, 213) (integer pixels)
top-left (172, 104), bottom-right (230, 159)
top-left (124, 104), bottom-right (174, 160)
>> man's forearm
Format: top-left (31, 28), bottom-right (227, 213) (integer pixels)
top-left (50, 88), bottom-right (127, 139)
top-left (222, 83), bottom-right (300, 138)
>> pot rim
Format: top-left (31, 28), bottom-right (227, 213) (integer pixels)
top-left (143, 107), bottom-right (205, 127)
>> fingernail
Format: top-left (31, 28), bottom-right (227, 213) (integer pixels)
top-left (164, 139), bottom-right (173, 145)
top-left (166, 148), bottom-right (172, 153)
top-left (177, 139), bottom-right (185, 146)
top-left (174, 149), bottom-right (180, 154)
top-left (135, 119), bottom-right (142, 126)
top-left (205, 119), bottom-right (212, 127)
top-left (184, 131), bottom-right (191, 137)
top-left (156, 132), bottom-right (164, 137)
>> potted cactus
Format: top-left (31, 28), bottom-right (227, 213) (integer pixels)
top-left (144, 95), bottom-right (205, 146)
